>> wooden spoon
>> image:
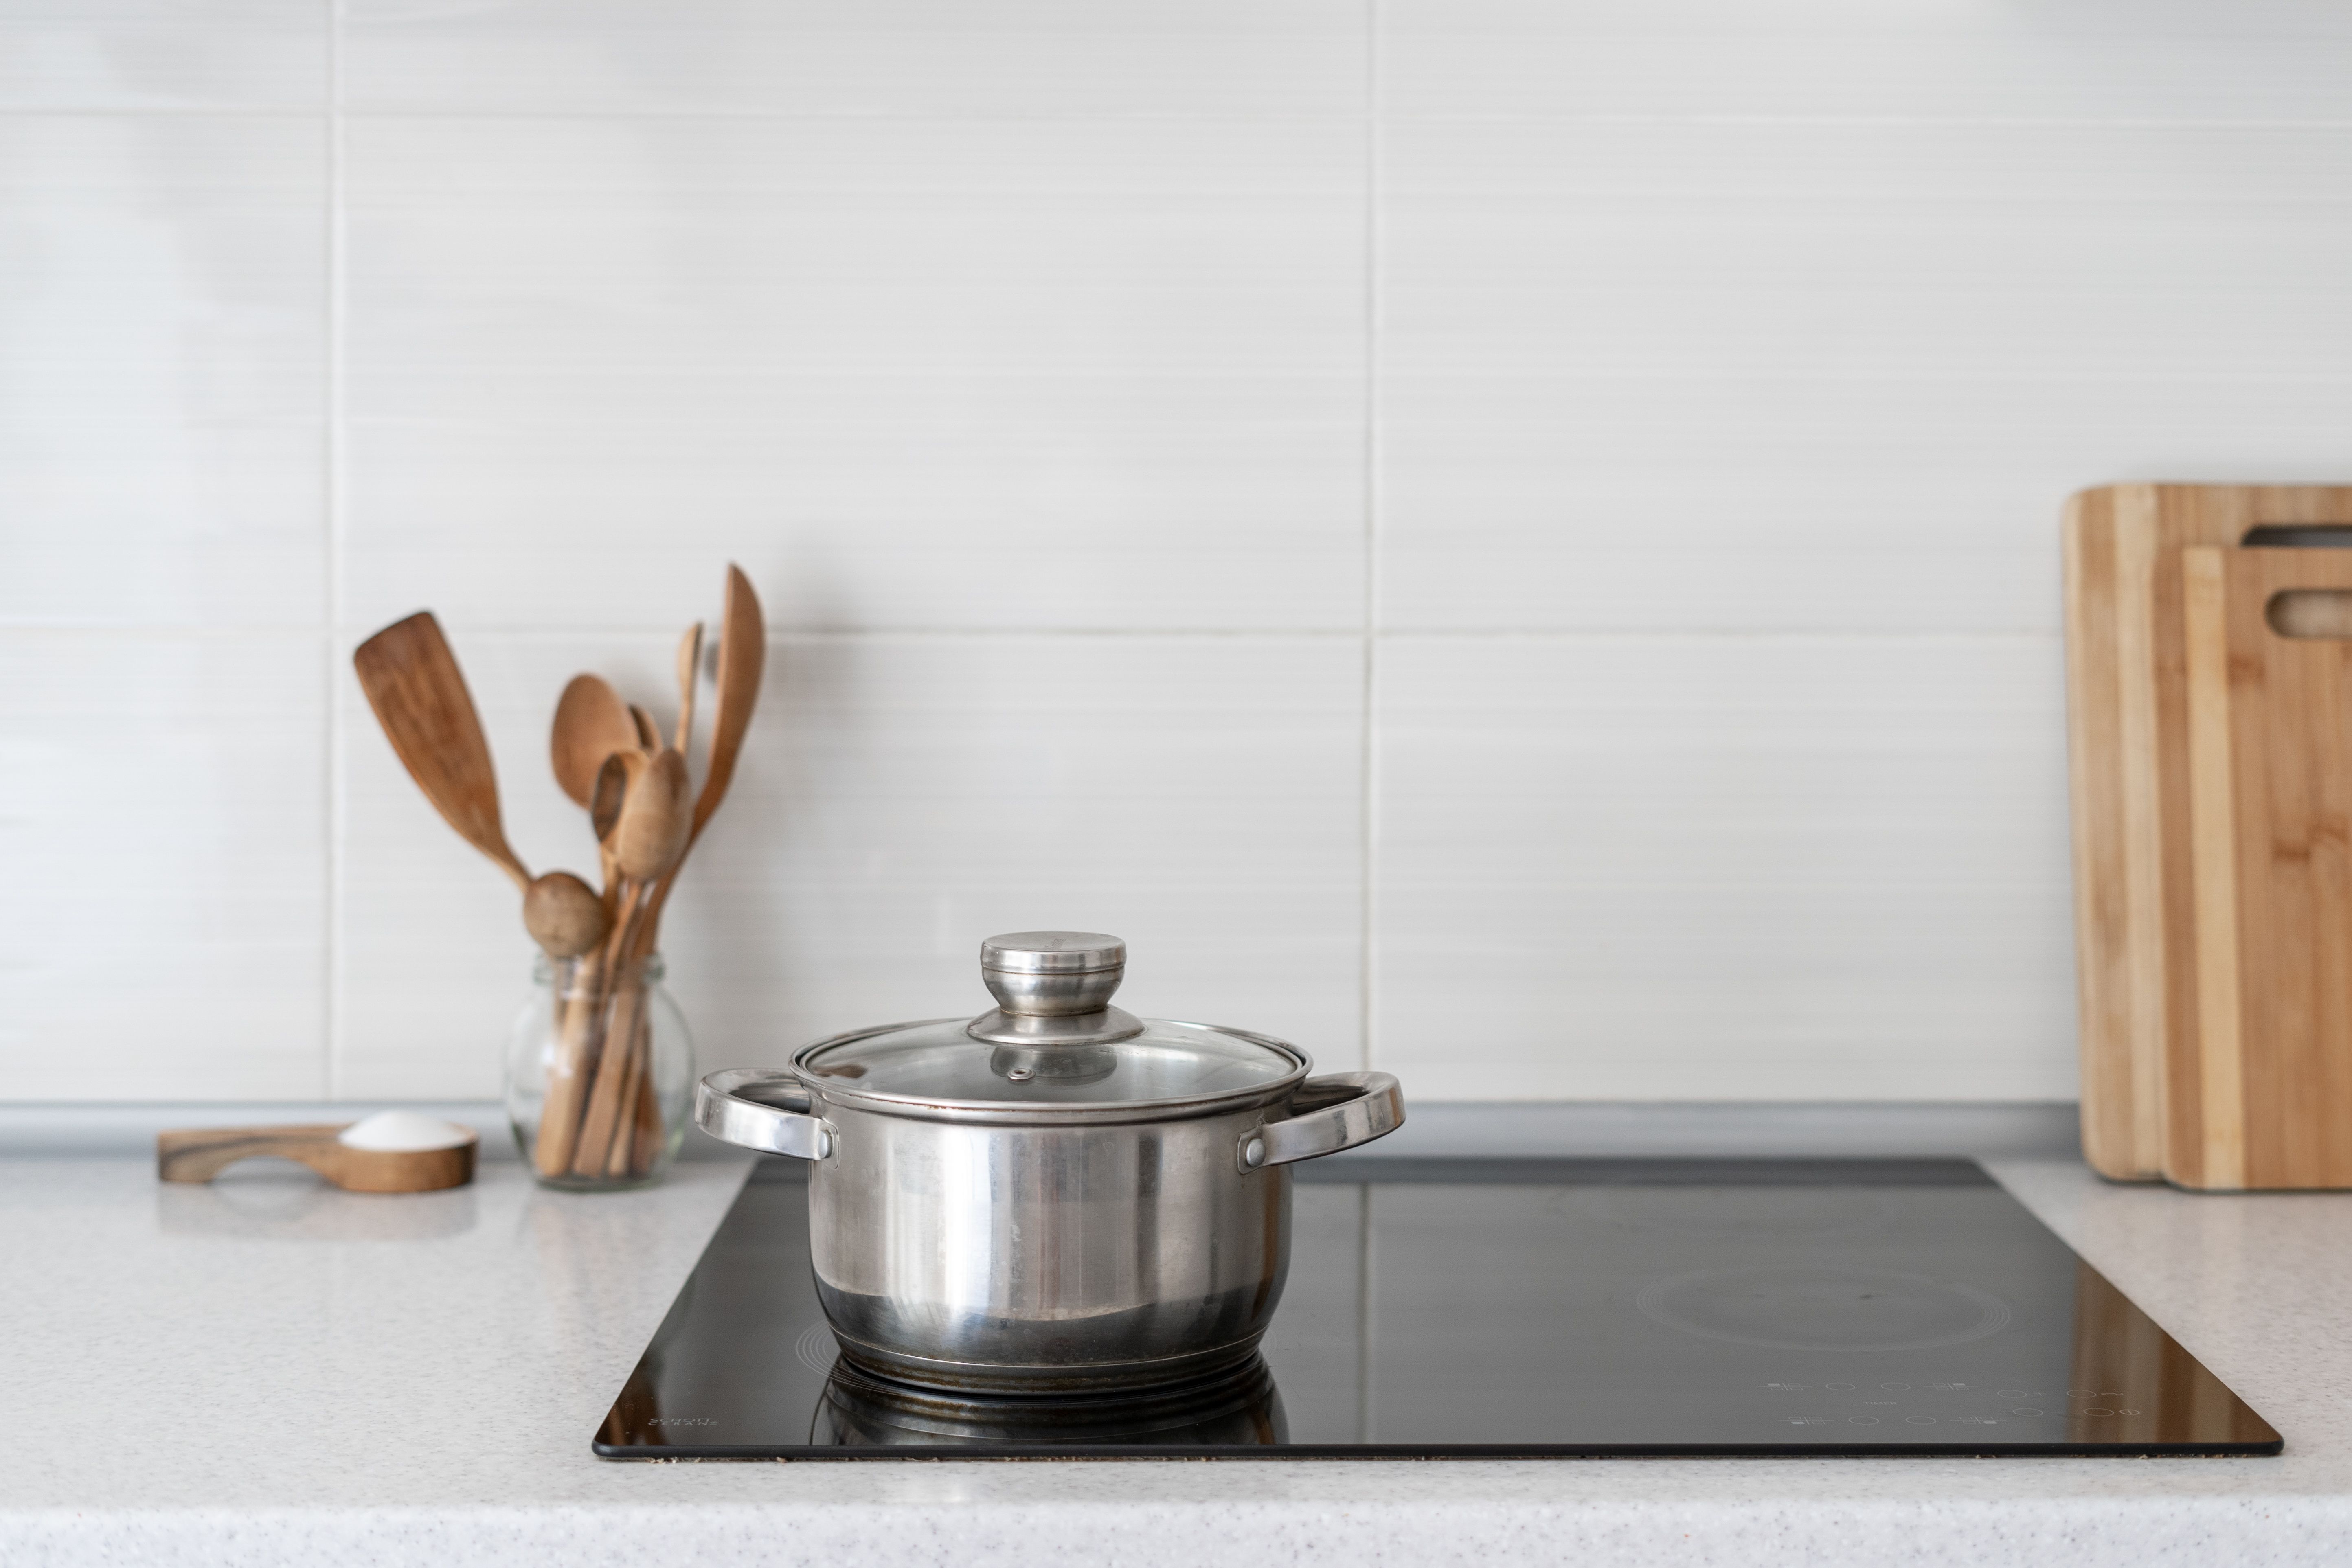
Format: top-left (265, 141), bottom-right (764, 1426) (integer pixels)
top-left (550, 674), bottom-right (637, 808)
top-left (628, 704), bottom-right (661, 754)
top-left (523, 871), bottom-right (611, 958)
top-left (613, 749), bottom-right (693, 884)
top-left (590, 751), bottom-right (630, 899)
top-left (540, 781), bottom-right (625, 1178)
top-left (590, 753), bottom-right (629, 844)
top-left (353, 612), bottom-right (529, 891)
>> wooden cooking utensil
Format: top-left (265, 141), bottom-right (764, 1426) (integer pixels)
top-left (675, 622), bottom-right (704, 754)
top-left (630, 568), bottom-right (765, 956)
top-left (551, 674), bottom-right (638, 809)
top-left (586, 750), bottom-right (630, 917)
top-left (2063, 484), bottom-right (2352, 1181)
top-left (157, 1125), bottom-right (476, 1194)
top-left (590, 753), bottom-right (629, 844)
top-left (353, 612), bottom-right (531, 892)
top-left (519, 568), bottom-right (769, 1184)
top-left (691, 565), bottom-right (765, 842)
top-left (523, 871), bottom-right (611, 959)
top-left (612, 749), bottom-right (692, 883)
top-left (2179, 546), bottom-right (2352, 1189)
top-left (566, 748), bottom-right (694, 1170)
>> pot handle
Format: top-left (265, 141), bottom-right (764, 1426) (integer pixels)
top-left (1242, 1072), bottom-right (1404, 1170)
top-left (695, 1069), bottom-right (836, 1161)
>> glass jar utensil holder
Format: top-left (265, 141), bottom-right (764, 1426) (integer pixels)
top-left (507, 952), bottom-right (692, 1189)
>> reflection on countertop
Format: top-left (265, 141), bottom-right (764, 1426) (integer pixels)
top-left (156, 1169), bottom-right (480, 1242)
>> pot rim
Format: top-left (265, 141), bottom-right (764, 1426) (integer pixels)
top-left (788, 1017), bottom-right (1314, 1126)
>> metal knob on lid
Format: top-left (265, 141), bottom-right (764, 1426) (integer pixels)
top-left (981, 931), bottom-right (1125, 974)
top-left (969, 930), bottom-right (1144, 1048)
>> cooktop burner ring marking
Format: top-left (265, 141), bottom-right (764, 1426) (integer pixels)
top-left (1634, 1263), bottom-right (2014, 1353)
top-left (794, 1320), bottom-right (838, 1378)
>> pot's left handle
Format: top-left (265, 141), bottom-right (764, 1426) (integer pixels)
top-left (695, 1070), bottom-right (836, 1160)
top-left (1241, 1072), bottom-right (1403, 1170)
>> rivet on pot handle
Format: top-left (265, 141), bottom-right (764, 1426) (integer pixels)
top-left (1240, 1071), bottom-right (1404, 1171)
top-left (696, 1069), bottom-right (836, 1161)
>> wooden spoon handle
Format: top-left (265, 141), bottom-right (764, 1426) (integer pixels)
top-left (675, 621), bottom-right (704, 755)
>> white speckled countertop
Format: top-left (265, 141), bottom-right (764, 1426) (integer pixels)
top-left (4, 1156), bottom-right (2348, 1566)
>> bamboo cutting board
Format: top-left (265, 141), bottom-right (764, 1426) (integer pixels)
top-left (2179, 546), bottom-right (2352, 1189)
top-left (2062, 484), bottom-right (2352, 1182)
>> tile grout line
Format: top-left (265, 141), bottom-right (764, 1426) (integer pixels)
top-left (0, 625), bottom-right (2071, 643)
top-left (323, 1), bottom-right (347, 1101)
top-left (18, 108), bottom-right (2350, 132)
top-left (1359, 0), bottom-right (1381, 1076)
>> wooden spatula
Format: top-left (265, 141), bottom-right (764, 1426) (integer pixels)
top-left (353, 611), bottom-right (530, 891)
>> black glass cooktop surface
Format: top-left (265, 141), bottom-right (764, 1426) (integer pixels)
top-left (596, 1157), bottom-right (2279, 1459)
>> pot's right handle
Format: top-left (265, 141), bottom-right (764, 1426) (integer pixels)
top-left (695, 1069), bottom-right (836, 1160)
top-left (1241, 1072), bottom-right (1403, 1170)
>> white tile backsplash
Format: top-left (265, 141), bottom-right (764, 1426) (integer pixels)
top-left (0, 0), bottom-right (327, 112)
top-left (341, 0), bottom-right (1366, 118)
top-left (1382, 0), bottom-right (2352, 122)
top-left (0, 632), bottom-right (327, 1099)
top-left (1385, 119), bottom-right (2352, 380)
top-left (0, 114), bottom-right (327, 629)
top-left (1379, 110), bottom-right (2352, 636)
top-left (1375, 634), bottom-right (2076, 1101)
top-left (338, 112), bottom-right (1366, 633)
top-left (12, 1), bottom-right (2347, 1107)
top-left (1376, 374), bottom-right (2352, 637)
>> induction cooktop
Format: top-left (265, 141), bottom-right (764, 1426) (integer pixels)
top-left (596, 1157), bottom-right (2280, 1459)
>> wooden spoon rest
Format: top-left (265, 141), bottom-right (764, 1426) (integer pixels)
top-left (156, 1124), bottom-right (478, 1193)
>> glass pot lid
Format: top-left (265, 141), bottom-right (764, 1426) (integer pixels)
top-left (794, 932), bottom-right (1305, 1110)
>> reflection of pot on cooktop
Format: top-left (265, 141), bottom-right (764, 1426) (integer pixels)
top-left (810, 1354), bottom-right (1287, 1448)
top-left (1636, 1265), bottom-right (2014, 1353)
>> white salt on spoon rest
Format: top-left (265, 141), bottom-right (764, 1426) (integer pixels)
top-left (337, 1110), bottom-right (474, 1152)
top-left (157, 1113), bottom-right (478, 1193)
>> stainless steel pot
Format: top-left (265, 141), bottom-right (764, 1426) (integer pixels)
top-left (695, 931), bottom-right (1403, 1393)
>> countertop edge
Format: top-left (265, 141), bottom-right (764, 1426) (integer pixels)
top-left (8, 1490), bottom-right (2350, 1568)
top-left (0, 1099), bottom-right (2084, 1160)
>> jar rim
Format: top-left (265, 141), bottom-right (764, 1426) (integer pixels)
top-left (533, 950), bottom-right (667, 986)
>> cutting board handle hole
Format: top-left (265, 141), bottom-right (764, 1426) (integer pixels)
top-left (2244, 524), bottom-right (2352, 548)
top-left (2266, 590), bottom-right (2352, 639)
